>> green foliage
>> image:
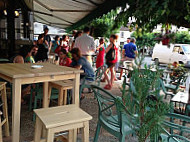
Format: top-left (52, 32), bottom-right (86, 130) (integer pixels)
top-left (175, 31), bottom-right (190, 44)
top-left (121, 56), bottom-right (170, 142)
top-left (90, 10), bottom-right (120, 38)
top-left (131, 31), bottom-right (158, 49)
top-left (131, 31), bottom-right (190, 49)
top-left (113, 0), bottom-right (190, 32)
top-left (74, 10), bottom-right (120, 38)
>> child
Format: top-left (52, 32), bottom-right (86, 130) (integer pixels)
top-left (59, 49), bottom-right (72, 67)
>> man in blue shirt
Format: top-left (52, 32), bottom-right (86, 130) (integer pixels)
top-left (119, 37), bottom-right (138, 80)
top-left (70, 48), bottom-right (95, 81)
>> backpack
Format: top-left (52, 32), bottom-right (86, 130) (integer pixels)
top-left (106, 44), bottom-right (115, 61)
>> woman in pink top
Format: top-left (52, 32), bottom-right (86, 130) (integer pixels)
top-left (96, 38), bottom-right (105, 68)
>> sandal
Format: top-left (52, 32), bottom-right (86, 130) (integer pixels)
top-left (104, 84), bottom-right (112, 90)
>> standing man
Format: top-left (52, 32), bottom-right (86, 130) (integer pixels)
top-left (43, 27), bottom-right (52, 54)
top-left (119, 37), bottom-right (138, 80)
top-left (74, 27), bottom-right (95, 65)
top-left (69, 30), bottom-right (77, 48)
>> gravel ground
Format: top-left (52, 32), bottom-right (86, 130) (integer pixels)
top-left (3, 75), bottom-right (138, 142)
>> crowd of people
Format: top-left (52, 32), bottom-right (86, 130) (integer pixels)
top-left (12, 26), bottom-right (138, 102)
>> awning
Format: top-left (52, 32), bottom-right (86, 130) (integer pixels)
top-left (32, 0), bottom-right (126, 30)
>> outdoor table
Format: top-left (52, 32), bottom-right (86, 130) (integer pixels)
top-left (171, 91), bottom-right (189, 104)
top-left (0, 63), bottom-right (83, 142)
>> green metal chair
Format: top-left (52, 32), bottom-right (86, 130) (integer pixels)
top-left (91, 85), bottom-right (135, 142)
top-left (79, 66), bottom-right (106, 97)
top-left (165, 77), bottom-right (183, 94)
top-left (160, 113), bottom-right (190, 142)
top-left (29, 83), bottom-right (59, 120)
top-left (159, 78), bottom-right (175, 99)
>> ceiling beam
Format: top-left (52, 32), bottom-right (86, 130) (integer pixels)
top-left (85, 0), bottom-right (99, 6)
top-left (52, 9), bottom-right (92, 12)
top-left (71, 0), bottom-right (98, 7)
top-left (33, 11), bottom-right (74, 24)
top-left (66, 0), bottom-right (127, 31)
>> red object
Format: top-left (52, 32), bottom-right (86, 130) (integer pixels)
top-left (59, 57), bottom-right (72, 67)
top-left (54, 45), bottom-right (62, 54)
top-left (162, 38), bottom-right (170, 45)
top-left (96, 47), bottom-right (105, 68)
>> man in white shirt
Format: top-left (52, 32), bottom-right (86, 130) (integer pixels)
top-left (74, 27), bottom-right (95, 65)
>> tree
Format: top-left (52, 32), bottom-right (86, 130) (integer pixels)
top-left (131, 31), bottom-right (157, 49)
top-left (113, 0), bottom-right (190, 32)
top-left (74, 9), bottom-right (120, 38)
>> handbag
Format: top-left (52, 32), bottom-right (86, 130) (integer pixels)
top-left (106, 44), bottom-right (115, 61)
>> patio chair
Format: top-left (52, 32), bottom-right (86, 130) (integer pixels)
top-left (79, 66), bottom-right (106, 98)
top-left (165, 77), bottom-right (183, 94)
top-left (91, 85), bottom-right (135, 142)
top-left (29, 83), bottom-right (59, 111)
top-left (159, 78), bottom-right (175, 99)
top-left (160, 113), bottom-right (190, 142)
top-left (29, 83), bottom-right (59, 121)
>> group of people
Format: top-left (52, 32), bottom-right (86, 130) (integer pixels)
top-left (13, 26), bottom-right (138, 101)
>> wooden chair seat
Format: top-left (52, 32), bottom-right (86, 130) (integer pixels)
top-left (49, 80), bottom-right (73, 105)
top-left (34, 105), bottom-right (92, 142)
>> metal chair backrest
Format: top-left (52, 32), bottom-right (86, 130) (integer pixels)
top-left (167, 134), bottom-right (190, 142)
top-left (95, 66), bottom-right (106, 84)
top-left (91, 85), bottom-right (122, 129)
top-left (163, 113), bottom-right (190, 139)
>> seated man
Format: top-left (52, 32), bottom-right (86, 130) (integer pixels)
top-left (70, 48), bottom-right (95, 81)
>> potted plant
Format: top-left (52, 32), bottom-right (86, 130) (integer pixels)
top-left (121, 57), bottom-right (170, 142)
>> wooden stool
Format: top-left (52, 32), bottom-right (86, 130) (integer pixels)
top-left (34, 105), bottom-right (92, 142)
top-left (0, 82), bottom-right (10, 140)
top-left (49, 80), bottom-right (73, 106)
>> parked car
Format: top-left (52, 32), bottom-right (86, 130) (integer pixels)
top-left (152, 43), bottom-right (190, 65)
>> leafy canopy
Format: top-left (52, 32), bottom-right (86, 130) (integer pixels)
top-left (113, 0), bottom-right (190, 32)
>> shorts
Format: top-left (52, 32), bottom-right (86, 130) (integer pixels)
top-left (106, 61), bottom-right (116, 68)
top-left (120, 57), bottom-right (134, 67)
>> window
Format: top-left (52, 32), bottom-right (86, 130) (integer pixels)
top-left (173, 46), bottom-right (180, 53)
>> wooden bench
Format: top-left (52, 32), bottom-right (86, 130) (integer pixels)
top-left (49, 80), bottom-right (73, 106)
top-left (34, 105), bottom-right (92, 142)
top-left (0, 82), bottom-right (10, 141)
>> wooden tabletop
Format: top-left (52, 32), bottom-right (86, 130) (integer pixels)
top-left (171, 91), bottom-right (189, 104)
top-left (0, 63), bottom-right (83, 78)
top-left (34, 105), bottom-right (92, 129)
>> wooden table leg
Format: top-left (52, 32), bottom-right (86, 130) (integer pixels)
top-left (46, 129), bottom-right (54, 142)
top-left (68, 130), bottom-right (73, 142)
top-left (12, 79), bottom-right (21, 142)
top-left (0, 112), bottom-right (2, 142)
top-left (2, 83), bottom-right (10, 136)
top-left (82, 121), bottom-right (89, 142)
top-left (34, 116), bottom-right (43, 142)
top-left (48, 85), bottom-right (52, 106)
top-left (43, 82), bottom-right (49, 108)
top-left (42, 82), bottom-right (49, 138)
top-left (74, 74), bottom-right (80, 107)
top-left (58, 88), bottom-right (63, 106)
top-left (63, 89), bottom-right (67, 105)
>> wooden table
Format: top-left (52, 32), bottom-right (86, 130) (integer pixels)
top-left (0, 63), bottom-right (83, 142)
